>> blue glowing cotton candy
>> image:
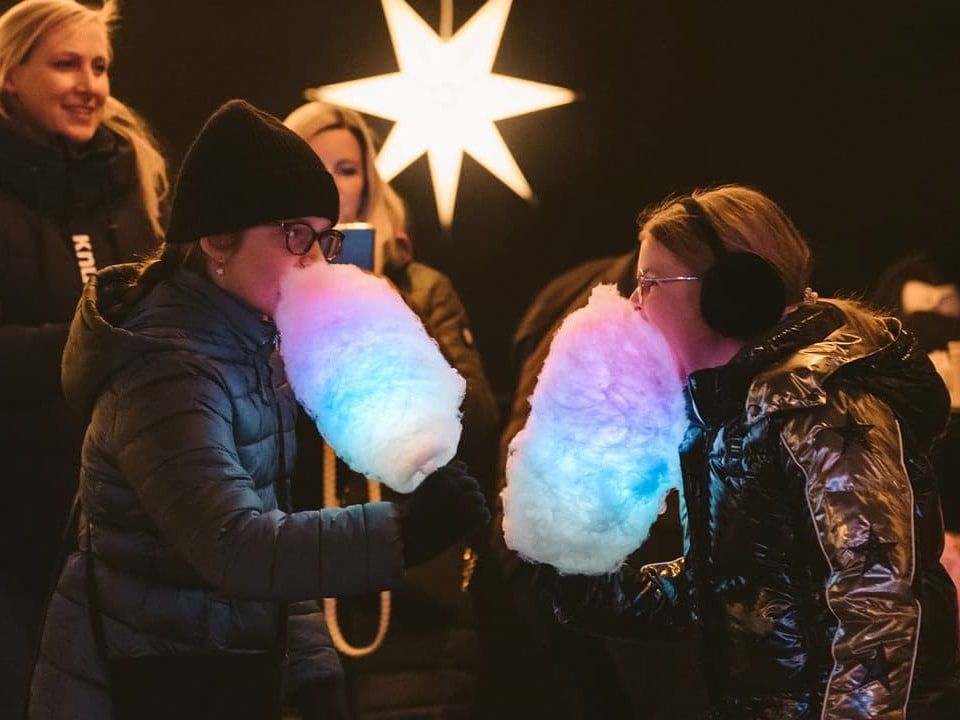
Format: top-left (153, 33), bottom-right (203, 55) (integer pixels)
top-left (503, 284), bottom-right (687, 574)
top-left (276, 262), bottom-right (465, 493)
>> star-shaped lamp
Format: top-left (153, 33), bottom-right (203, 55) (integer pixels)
top-left (305, 0), bottom-right (576, 227)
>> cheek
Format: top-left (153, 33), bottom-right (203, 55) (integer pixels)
top-left (647, 290), bottom-right (699, 335)
top-left (267, 253), bottom-right (305, 287)
top-left (645, 304), bottom-right (676, 339)
top-left (242, 256), bottom-right (290, 315)
top-left (37, 73), bottom-right (66, 98)
top-left (27, 89), bottom-right (61, 127)
top-left (339, 178), bottom-right (364, 210)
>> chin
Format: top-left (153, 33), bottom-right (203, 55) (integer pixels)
top-left (61, 126), bottom-right (99, 144)
top-left (60, 114), bottom-right (103, 144)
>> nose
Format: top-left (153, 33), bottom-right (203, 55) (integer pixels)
top-left (77, 65), bottom-right (108, 97)
top-left (629, 286), bottom-right (642, 310)
top-left (76, 66), bottom-right (93, 91)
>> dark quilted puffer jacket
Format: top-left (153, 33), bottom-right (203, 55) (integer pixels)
top-left (28, 265), bottom-right (405, 719)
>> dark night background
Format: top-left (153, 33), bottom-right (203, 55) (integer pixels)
top-left (11, 0), bottom-right (959, 399)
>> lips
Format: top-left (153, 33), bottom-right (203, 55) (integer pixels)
top-left (62, 104), bottom-right (98, 118)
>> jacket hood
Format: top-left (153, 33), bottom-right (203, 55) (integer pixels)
top-left (690, 301), bottom-right (950, 452)
top-left (62, 263), bottom-right (279, 421)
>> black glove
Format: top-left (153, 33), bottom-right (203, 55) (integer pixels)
top-left (399, 460), bottom-right (491, 568)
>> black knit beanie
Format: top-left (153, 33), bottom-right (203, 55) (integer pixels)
top-left (165, 99), bottom-right (339, 244)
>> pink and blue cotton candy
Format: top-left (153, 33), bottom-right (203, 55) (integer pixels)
top-left (275, 262), bottom-right (465, 493)
top-left (503, 284), bottom-right (687, 575)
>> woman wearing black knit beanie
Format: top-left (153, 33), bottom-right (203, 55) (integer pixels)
top-left (27, 99), bottom-right (489, 720)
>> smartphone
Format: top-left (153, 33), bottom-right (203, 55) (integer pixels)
top-left (332, 222), bottom-right (375, 270)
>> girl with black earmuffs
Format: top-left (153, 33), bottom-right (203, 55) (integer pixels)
top-left (537, 184), bottom-right (960, 718)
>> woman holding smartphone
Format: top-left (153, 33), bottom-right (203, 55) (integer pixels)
top-left (284, 100), bottom-right (499, 720)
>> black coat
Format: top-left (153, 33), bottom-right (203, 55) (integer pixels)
top-left (0, 118), bottom-right (157, 585)
top-left (552, 302), bottom-right (960, 719)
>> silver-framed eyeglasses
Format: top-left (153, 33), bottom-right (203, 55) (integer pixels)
top-left (277, 221), bottom-right (344, 260)
top-left (630, 270), bottom-right (701, 309)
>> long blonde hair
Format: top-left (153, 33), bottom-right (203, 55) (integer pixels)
top-left (283, 100), bottom-right (411, 270)
top-left (0, 0), bottom-right (168, 237)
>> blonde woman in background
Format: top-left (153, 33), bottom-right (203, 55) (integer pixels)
top-left (0, 1), bottom-right (167, 714)
top-left (284, 100), bottom-right (499, 720)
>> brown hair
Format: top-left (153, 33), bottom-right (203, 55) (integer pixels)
top-left (639, 184), bottom-right (811, 305)
top-left (640, 184), bottom-right (883, 337)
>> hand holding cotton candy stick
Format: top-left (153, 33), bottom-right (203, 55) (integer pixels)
top-left (502, 284), bottom-right (687, 575)
top-left (275, 261), bottom-right (466, 493)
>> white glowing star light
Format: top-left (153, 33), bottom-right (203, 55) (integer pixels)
top-left (307, 0), bottom-right (575, 227)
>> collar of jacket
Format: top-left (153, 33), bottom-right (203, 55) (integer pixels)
top-left (164, 266), bottom-right (280, 354)
top-left (687, 302), bottom-right (899, 426)
top-left (0, 115), bottom-right (135, 216)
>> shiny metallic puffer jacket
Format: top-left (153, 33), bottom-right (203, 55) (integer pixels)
top-left (553, 302), bottom-right (960, 719)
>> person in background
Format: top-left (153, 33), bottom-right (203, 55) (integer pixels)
top-left (477, 246), bottom-right (707, 719)
top-left (871, 249), bottom-right (960, 618)
top-left (0, 1), bottom-right (168, 715)
top-left (539, 185), bottom-right (960, 718)
top-left (27, 98), bottom-right (488, 720)
top-left (284, 99), bottom-right (499, 719)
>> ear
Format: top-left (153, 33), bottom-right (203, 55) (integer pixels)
top-left (2, 69), bottom-right (18, 95)
top-left (393, 231), bottom-right (413, 263)
top-left (199, 234), bottom-right (236, 259)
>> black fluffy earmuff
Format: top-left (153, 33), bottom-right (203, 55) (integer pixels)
top-left (678, 197), bottom-right (786, 340)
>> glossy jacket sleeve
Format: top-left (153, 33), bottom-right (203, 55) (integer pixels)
top-left (783, 390), bottom-right (921, 719)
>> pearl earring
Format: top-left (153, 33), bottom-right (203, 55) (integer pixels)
top-left (215, 258), bottom-right (225, 277)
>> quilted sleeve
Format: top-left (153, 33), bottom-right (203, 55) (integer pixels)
top-left (104, 353), bottom-right (403, 600)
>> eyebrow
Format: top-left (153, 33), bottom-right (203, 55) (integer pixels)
top-left (49, 51), bottom-right (108, 62)
top-left (285, 218), bottom-right (333, 232)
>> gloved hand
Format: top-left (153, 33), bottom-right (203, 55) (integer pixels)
top-left (399, 460), bottom-right (490, 568)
